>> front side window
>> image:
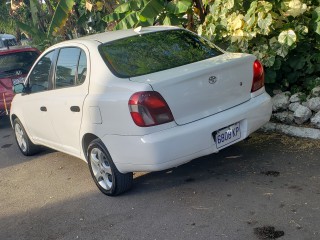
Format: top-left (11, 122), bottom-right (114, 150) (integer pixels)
top-left (28, 51), bottom-right (54, 93)
top-left (99, 29), bottom-right (223, 78)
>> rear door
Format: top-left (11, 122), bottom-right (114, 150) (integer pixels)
top-left (45, 46), bottom-right (89, 157)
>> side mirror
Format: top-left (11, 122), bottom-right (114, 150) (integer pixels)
top-left (13, 83), bottom-right (25, 94)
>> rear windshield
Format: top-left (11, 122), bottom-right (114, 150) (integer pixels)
top-left (0, 51), bottom-right (39, 78)
top-left (99, 29), bottom-right (223, 78)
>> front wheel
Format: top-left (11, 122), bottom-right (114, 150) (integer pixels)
top-left (87, 139), bottom-right (133, 196)
top-left (13, 118), bottom-right (40, 156)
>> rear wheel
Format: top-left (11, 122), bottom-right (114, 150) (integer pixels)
top-left (13, 118), bottom-right (40, 156)
top-left (87, 139), bottom-right (133, 196)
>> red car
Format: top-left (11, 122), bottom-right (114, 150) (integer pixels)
top-left (0, 46), bottom-right (40, 116)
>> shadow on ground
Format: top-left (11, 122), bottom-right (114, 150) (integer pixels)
top-left (1, 131), bottom-right (320, 240)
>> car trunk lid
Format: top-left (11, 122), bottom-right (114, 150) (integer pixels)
top-left (130, 53), bottom-right (255, 125)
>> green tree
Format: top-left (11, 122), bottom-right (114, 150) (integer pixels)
top-left (0, 1), bottom-right (16, 35)
top-left (102, 0), bottom-right (204, 31)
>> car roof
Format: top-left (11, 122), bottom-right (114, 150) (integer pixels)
top-left (0, 34), bottom-right (16, 40)
top-left (69, 26), bottom-right (180, 44)
top-left (0, 46), bottom-right (40, 55)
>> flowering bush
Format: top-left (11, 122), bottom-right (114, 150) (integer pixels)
top-left (198, 0), bottom-right (320, 94)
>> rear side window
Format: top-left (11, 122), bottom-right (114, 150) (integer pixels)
top-left (99, 29), bottom-right (223, 78)
top-left (77, 51), bottom-right (87, 85)
top-left (55, 47), bottom-right (87, 89)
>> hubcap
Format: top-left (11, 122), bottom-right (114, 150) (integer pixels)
top-left (90, 147), bottom-right (113, 190)
top-left (15, 123), bottom-right (27, 152)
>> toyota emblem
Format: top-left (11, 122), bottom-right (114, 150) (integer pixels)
top-left (208, 76), bottom-right (217, 84)
top-left (15, 70), bottom-right (22, 76)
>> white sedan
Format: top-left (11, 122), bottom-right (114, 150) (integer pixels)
top-left (11, 26), bottom-right (272, 196)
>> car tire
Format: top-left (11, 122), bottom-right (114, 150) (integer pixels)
top-left (87, 139), bottom-right (133, 196)
top-left (13, 118), bottom-right (40, 156)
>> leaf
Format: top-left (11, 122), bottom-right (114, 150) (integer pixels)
top-left (287, 71), bottom-right (300, 83)
top-left (276, 44), bottom-right (289, 58)
top-left (285, 0), bottom-right (307, 18)
top-left (265, 69), bottom-right (277, 84)
top-left (86, 1), bottom-right (93, 12)
top-left (115, 12), bottom-right (139, 30)
top-left (278, 29), bottom-right (297, 47)
top-left (313, 7), bottom-right (320, 22)
top-left (228, 14), bottom-right (243, 31)
top-left (288, 56), bottom-right (306, 70)
top-left (140, 0), bottom-right (164, 19)
top-left (103, 12), bottom-right (126, 22)
top-left (312, 7), bottom-right (320, 35)
top-left (163, 14), bottom-right (181, 25)
top-left (263, 55), bottom-right (275, 67)
top-left (225, 0), bottom-right (234, 9)
top-left (258, 13), bottom-right (272, 34)
top-left (244, 1), bottom-right (257, 28)
top-left (257, 1), bottom-right (273, 13)
top-left (96, 1), bottom-right (103, 11)
top-left (231, 29), bottom-right (244, 43)
top-left (139, 15), bottom-right (147, 22)
top-left (48, 0), bottom-right (75, 37)
top-left (273, 57), bottom-right (282, 70)
top-left (167, 0), bottom-right (192, 14)
top-left (138, 17), bottom-right (154, 27)
top-left (114, 2), bottom-right (131, 13)
top-left (77, 13), bottom-right (88, 25)
top-left (16, 21), bottom-right (46, 41)
top-left (30, 0), bottom-right (39, 26)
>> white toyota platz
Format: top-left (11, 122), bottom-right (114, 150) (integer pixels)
top-left (10, 26), bottom-right (272, 196)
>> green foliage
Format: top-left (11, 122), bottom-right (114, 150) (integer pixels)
top-left (0, 3), bottom-right (15, 34)
top-left (47, 0), bottom-right (75, 36)
top-left (13, 0), bottom-right (75, 49)
top-left (198, 0), bottom-right (320, 94)
top-left (103, 0), bottom-right (193, 30)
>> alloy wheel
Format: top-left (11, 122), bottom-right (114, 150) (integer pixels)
top-left (90, 147), bottom-right (113, 190)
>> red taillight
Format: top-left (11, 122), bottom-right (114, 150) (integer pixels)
top-left (128, 91), bottom-right (174, 127)
top-left (251, 60), bottom-right (264, 92)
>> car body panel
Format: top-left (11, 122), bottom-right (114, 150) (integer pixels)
top-left (102, 91), bottom-right (271, 172)
top-left (10, 26), bottom-right (272, 175)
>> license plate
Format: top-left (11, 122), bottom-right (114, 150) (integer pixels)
top-left (214, 122), bottom-right (241, 149)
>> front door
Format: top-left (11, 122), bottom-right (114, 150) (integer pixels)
top-left (20, 51), bottom-right (61, 148)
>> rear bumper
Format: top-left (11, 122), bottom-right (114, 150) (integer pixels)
top-left (102, 92), bottom-right (272, 173)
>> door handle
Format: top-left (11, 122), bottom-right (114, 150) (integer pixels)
top-left (40, 106), bottom-right (47, 112)
top-left (70, 106), bottom-right (80, 112)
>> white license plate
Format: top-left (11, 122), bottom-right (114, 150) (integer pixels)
top-left (214, 122), bottom-right (241, 149)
